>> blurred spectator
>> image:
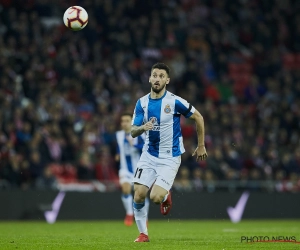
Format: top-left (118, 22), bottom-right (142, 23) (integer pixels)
top-left (77, 150), bottom-right (95, 180)
top-left (95, 146), bottom-right (118, 184)
top-left (173, 166), bottom-right (193, 192)
top-left (19, 160), bottom-right (32, 189)
top-left (29, 151), bottom-right (44, 180)
top-left (204, 170), bottom-right (216, 193)
top-left (206, 147), bottom-right (227, 179)
top-left (192, 168), bottom-right (203, 192)
top-left (35, 165), bottom-right (58, 190)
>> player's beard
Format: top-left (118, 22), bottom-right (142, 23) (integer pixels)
top-left (151, 81), bottom-right (166, 94)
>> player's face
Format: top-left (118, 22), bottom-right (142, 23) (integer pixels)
top-left (149, 68), bottom-right (170, 94)
top-left (121, 115), bottom-right (132, 132)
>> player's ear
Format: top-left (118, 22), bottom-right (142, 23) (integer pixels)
top-left (166, 77), bottom-right (170, 85)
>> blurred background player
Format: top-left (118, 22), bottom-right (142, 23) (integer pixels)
top-left (115, 113), bottom-right (149, 226)
top-left (131, 63), bottom-right (207, 242)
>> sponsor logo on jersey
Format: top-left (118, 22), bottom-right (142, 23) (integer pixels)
top-left (149, 117), bottom-right (160, 131)
top-left (164, 104), bottom-right (171, 114)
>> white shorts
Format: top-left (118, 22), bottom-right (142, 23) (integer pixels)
top-left (119, 169), bottom-right (134, 185)
top-left (132, 151), bottom-right (181, 191)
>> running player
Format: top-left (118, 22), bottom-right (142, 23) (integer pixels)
top-left (115, 113), bottom-right (149, 226)
top-left (131, 63), bottom-right (207, 242)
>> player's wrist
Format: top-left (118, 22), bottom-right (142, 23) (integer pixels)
top-left (141, 125), bottom-right (146, 131)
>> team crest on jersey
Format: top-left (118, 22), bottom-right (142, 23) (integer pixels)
top-left (164, 104), bottom-right (171, 114)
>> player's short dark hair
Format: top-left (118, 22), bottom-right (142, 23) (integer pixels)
top-left (151, 62), bottom-right (170, 77)
top-left (121, 112), bottom-right (132, 118)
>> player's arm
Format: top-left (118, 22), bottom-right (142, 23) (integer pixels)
top-left (189, 110), bottom-right (208, 161)
top-left (131, 120), bottom-right (154, 138)
top-left (175, 97), bottom-right (207, 161)
top-left (131, 125), bottom-right (145, 138)
top-left (131, 99), bottom-right (154, 138)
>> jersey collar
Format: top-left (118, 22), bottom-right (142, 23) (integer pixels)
top-left (148, 90), bottom-right (167, 101)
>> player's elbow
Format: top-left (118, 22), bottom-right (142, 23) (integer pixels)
top-left (198, 113), bottom-right (204, 122)
top-left (191, 110), bottom-right (203, 121)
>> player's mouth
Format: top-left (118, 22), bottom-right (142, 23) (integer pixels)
top-left (154, 82), bottom-right (160, 87)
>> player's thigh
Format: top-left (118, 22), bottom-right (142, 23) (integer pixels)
top-left (133, 153), bottom-right (157, 189)
top-left (154, 156), bottom-right (181, 191)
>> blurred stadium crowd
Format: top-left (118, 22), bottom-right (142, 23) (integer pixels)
top-left (0, 0), bottom-right (300, 192)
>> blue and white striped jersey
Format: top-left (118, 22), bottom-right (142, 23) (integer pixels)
top-left (132, 91), bottom-right (195, 158)
top-left (116, 130), bottom-right (144, 173)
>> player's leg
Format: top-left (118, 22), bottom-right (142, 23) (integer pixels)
top-left (150, 184), bottom-right (172, 215)
top-left (145, 196), bottom-right (150, 221)
top-left (120, 181), bottom-right (134, 226)
top-left (132, 153), bottom-right (156, 242)
top-left (150, 156), bottom-right (181, 215)
top-left (149, 184), bottom-right (168, 204)
top-left (133, 183), bottom-right (149, 242)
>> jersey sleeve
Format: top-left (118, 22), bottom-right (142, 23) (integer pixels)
top-left (175, 97), bottom-right (195, 118)
top-left (132, 99), bottom-right (144, 126)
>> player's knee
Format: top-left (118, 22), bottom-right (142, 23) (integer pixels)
top-left (150, 193), bottom-right (164, 204)
top-left (134, 190), bottom-right (146, 203)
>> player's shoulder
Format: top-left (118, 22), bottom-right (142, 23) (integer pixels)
top-left (166, 91), bottom-right (186, 102)
top-left (136, 93), bottom-right (150, 107)
top-left (138, 93), bottom-right (150, 101)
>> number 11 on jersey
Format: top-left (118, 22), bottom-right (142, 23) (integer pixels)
top-left (134, 168), bottom-right (143, 179)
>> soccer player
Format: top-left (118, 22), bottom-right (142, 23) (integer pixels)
top-left (131, 63), bottom-right (207, 242)
top-left (115, 113), bottom-right (149, 226)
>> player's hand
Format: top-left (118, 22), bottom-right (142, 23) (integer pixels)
top-left (192, 145), bottom-right (208, 161)
top-left (142, 118), bottom-right (155, 131)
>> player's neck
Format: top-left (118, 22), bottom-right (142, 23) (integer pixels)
top-left (124, 129), bottom-right (131, 134)
top-left (150, 88), bottom-right (166, 99)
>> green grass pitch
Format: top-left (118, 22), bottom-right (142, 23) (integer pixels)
top-left (0, 220), bottom-right (299, 249)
